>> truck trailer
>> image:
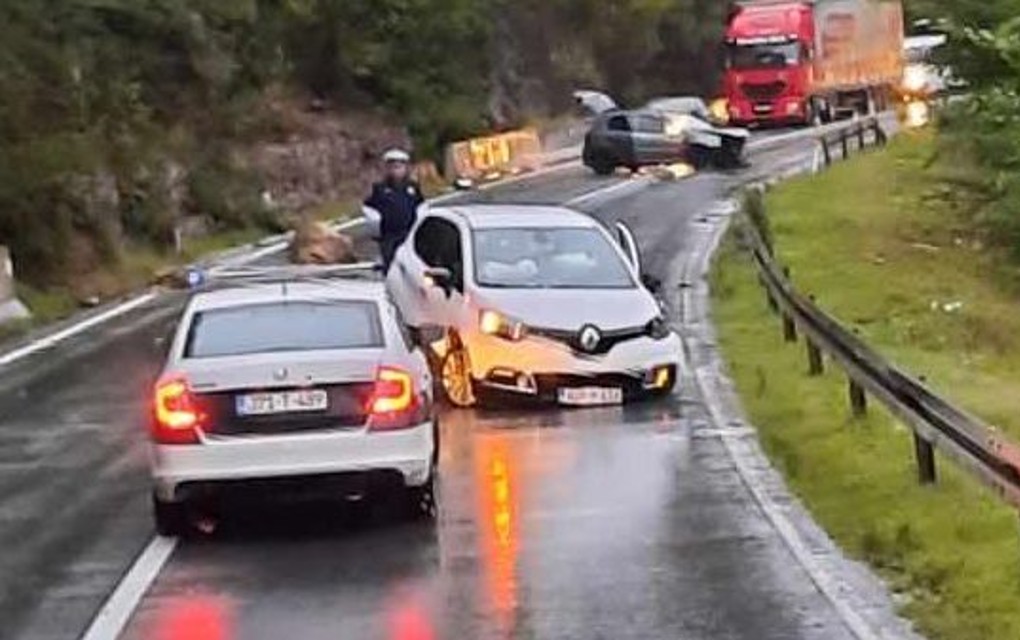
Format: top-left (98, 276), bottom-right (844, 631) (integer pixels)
top-left (723, 0), bottom-right (904, 126)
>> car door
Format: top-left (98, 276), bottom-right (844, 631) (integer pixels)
top-left (387, 215), bottom-right (466, 329)
top-left (631, 114), bottom-right (677, 164)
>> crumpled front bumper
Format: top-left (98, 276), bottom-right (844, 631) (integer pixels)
top-left (463, 330), bottom-right (682, 398)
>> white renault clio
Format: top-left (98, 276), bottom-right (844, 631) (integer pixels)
top-left (150, 269), bottom-right (437, 535)
top-left (386, 204), bottom-right (681, 407)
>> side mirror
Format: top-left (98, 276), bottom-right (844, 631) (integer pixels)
top-left (641, 273), bottom-right (662, 294)
top-left (423, 266), bottom-right (454, 296)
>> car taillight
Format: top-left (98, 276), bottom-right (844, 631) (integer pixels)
top-left (367, 366), bottom-right (420, 431)
top-left (152, 374), bottom-right (202, 444)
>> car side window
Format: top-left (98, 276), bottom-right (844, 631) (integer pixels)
top-left (634, 115), bottom-right (664, 134)
top-left (413, 217), bottom-right (464, 290)
top-left (606, 115), bottom-right (632, 132)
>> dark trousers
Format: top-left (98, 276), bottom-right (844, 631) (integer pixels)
top-left (379, 236), bottom-right (403, 273)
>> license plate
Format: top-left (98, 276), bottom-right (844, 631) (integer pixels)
top-left (753, 104), bottom-right (774, 113)
top-left (235, 389), bottom-right (328, 416)
top-left (557, 387), bottom-right (623, 406)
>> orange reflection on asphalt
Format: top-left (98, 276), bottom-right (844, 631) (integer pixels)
top-left (476, 436), bottom-right (519, 630)
top-left (145, 594), bottom-right (235, 640)
top-left (385, 588), bottom-right (435, 640)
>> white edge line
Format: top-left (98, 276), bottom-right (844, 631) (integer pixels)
top-left (682, 205), bottom-right (884, 640)
top-left (80, 536), bottom-right (178, 640)
top-left (0, 292), bottom-right (158, 368)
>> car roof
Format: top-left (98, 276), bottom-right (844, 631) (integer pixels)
top-left (188, 279), bottom-right (387, 313)
top-left (432, 204), bottom-right (601, 230)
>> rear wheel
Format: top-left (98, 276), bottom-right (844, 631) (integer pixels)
top-left (407, 463), bottom-right (438, 520)
top-left (152, 493), bottom-right (186, 537)
top-left (589, 154), bottom-right (615, 176)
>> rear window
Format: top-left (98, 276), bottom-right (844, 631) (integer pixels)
top-left (184, 301), bottom-right (383, 358)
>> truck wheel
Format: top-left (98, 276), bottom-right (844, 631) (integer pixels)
top-left (152, 493), bottom-right (186, 537)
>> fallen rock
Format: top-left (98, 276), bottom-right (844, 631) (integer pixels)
top-left (290, 219), bottom-right (357, 264)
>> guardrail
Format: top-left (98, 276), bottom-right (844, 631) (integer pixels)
top-left (740, 119), bottom-right (1020, 510)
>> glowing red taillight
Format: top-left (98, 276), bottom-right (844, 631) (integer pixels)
top-left (367, 366), bottom-right (418, 431)
top-left (152, 374), bottom-right (202, 444)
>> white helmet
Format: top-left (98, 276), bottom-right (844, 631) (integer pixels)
top-left (382, 148), bottom-right (411, 164)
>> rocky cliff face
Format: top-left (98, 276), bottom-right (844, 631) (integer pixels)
top-left (250, 107), bottom-right (410, 214)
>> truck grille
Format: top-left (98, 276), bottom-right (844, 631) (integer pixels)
top-left (740, 81), bottom-right (786, 101)
top-left (198, 383), bottom-right (375, 437)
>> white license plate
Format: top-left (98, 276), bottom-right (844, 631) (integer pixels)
top-left (235, 389), bottom-right (328, 416)
top-left (557, 387), bottom-right (623, 406)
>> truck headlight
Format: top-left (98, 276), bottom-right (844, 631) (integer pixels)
top-left (479, 309), bottom-right (526, 341)
top-left (647, 315), bottom-right (672, 340)
top-left (903, 65), bottom-right (927, 94)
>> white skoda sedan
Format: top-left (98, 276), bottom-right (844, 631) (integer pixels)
top-left (386, 205), bottom-right (681, 407)
top-left (150, 274), bottom-right (437, 535)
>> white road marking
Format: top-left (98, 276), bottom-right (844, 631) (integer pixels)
top-left (564, 176), bottom-right (652, 207)
top-left (680, 201), bottom-right (890, 640)
top-left (80, 536), bottom-right (178, 640)
top-left (0, 292), bottom-right (158, 368)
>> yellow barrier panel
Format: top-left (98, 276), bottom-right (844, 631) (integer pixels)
top-left (443, 128), bottom-right (543, 181)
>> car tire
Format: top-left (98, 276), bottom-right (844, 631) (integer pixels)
top-left (589, 155), bottom-right (616, 176)
top-left (440, 336), bottom-right (476, 408)
top-left (688, 146), bottom-right (710, 170)
top-left (407, 464), bottom-right (438, 521)
top-left (152, 493), bottom-right (186, 537)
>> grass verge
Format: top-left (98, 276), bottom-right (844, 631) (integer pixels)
top-left (711, 129), bottom-right (1020, 639)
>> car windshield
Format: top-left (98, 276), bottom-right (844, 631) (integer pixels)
top-left (727, 42), bottom-right (801, 69)
top-left (184, 301), bottom-right (383, 358)
top-left (473, 227), bottom-right (635, 289)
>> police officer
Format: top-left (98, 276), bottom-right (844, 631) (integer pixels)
top-left (364, 148), bottom-right (425, 272)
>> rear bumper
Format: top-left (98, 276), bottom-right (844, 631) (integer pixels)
top-left (150, 422), bottom-right (434, 502)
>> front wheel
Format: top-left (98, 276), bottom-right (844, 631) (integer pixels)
top-left (440, 340), bottom-right (476, 408)
top-left (589, 155), bottom-right (616, 176)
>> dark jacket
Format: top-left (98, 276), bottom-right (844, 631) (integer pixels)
top-left (364, 178), bottom-right (425, 241)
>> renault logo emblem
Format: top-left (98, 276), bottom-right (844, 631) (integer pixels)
top-left (578, 325), bottom-right (602, 353)
top-left (273, 367), bottom-right (289, 381)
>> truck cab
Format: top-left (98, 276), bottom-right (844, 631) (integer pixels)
top-left (724, 0), bottom-right (904, 128)
top-left (724, 2), bottom-right (815, 126)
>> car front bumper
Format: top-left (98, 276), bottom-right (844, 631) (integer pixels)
top-left (465, 331), bottom-right (682, 399)
top-left (150, 422), bottom-right (434, 502)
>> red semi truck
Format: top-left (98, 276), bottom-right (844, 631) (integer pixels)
top-left (723, 0), bottom-right (904, 126)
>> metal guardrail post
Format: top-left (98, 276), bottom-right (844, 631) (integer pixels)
top-left (783, 313), bottom-right (797, 342)
top-left (874, 121), bottom-right (887, 146)
top-left (841, 132), bottom-right (849, 159)
top-left (822, 138), bottom-right (832, 166)
top-left (913, 433), bottom-right (937, 484)
top-left (806, 339), bottom-right (824, 375)
top-left (857, 123), bottom-right (865, 149)
top-left (848, 379), bottom-right (867, 417)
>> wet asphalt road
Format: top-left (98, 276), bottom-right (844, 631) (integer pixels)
top-left (0, 134), bottom-right (850, 640)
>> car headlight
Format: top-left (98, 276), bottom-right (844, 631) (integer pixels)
top-left (647, 315), bottom-right (672, 340)
top-left (479, 309), bottom-right (527, 341)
